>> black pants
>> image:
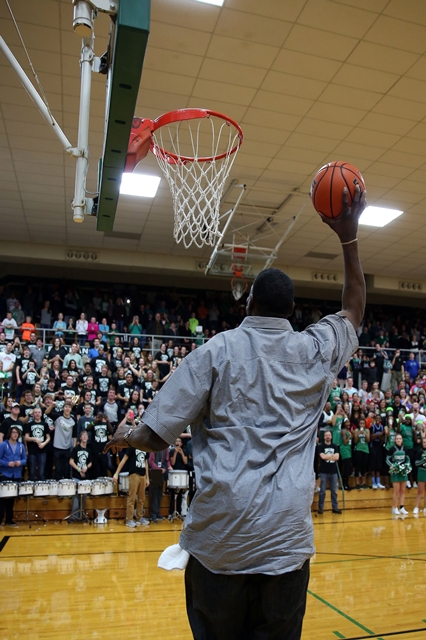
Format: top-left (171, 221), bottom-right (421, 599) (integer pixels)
top-left (54, 447), bottom-right (72, 480)
top-left (150, 483), bottom-right (162, 520)
top-left (0, 497), bottom-right (15, 524)
top-left (185, 555), bottom-right (309, 640)
top-left (91, 450), bottom-right (109, 479)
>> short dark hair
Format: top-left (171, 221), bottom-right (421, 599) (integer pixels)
top-left (251, 268), bottom-right (294, 318)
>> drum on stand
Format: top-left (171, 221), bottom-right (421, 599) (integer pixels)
top-left (33, 481), bottom-right (50, 498)
top-left (0, 481), bottom-right (18, 498)
top-left (18, 481), bottom-right (34, 496)
top-left (168, 470), bottom-right (189, 489)
top-left (57, 479), bottom-right (77, 497)
top-left (77, 480), bottom-right (92, 495)
top-left (99, 477), bottom-right (114, 495)
top-left (118, 472), bottom-right (129, 494)
top-left (91, 479), bottom-right (106, 496)
top-left (48, 481), bottom-right (59, 496)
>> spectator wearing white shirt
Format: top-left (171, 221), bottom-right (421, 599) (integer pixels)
top-left (0, 342), bottom-right (16, 388)
top-left (344, 377), bottom-right (358, 398)
top-left (1, 312), bottom-right (18, 340)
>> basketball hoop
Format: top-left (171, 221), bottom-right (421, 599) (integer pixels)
top-left (126, 109), bottom-right (243, 249)
top-left (231, 273), bottom-right (248, 301)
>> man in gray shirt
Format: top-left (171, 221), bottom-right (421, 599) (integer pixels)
top-left (106, 186), bottom-right (366, 639)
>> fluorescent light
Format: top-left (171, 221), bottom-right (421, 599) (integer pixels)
top-left (359, 206), bottom-right (403, 227)
top-left (193, 0), bottom-right (224, 6)
top-left (120, 173), bottom-right (161, 198)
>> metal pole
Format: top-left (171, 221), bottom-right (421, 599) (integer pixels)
top-left (0, 36), bottom-right (76, 155)
top-left (72, 34), bottom-right (94, 223)
top-left (205, 184), bottom-right (246, 275)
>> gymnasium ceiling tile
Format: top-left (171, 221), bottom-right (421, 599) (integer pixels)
top-left (332, 141), bottom-right (384, 162)
top-left (285, 132), bottom-right (340, 153)
top-left (318, 85), bottom-right (382, 112)
top-left (191, 78), bottom-right (257, 106)
top-left (226, 0), bottom-right (306, 22)
top-left (1, 19), bottom-right (61, 53)
top-left (251, 91), bottom-right (313, 117)
top-left (345, 41), bottom-right (419, 75)
top-left (185, 99), bottom-right (247, 122)
top-left (358, 113), bottom-right (417, 138)
top-left (152, 0), bottom-right (220, 33)
top-left (141, 69), bottom-right (196, 97)
top-left (0, 45), bottom-right (61, 76)
top-left (134, 89), bottom-right (190, 114)
top-left (377, 150), bottom-right (426, 170)
top-left (260, 71), bottom-right (327, 101)
top-left (344, 128), bottom-right (401, 149)
top-left (1, 85), bottom-right (62, 113)
top-left (215, 9), bottom-right (292, 48)
top-left (149, 23), bottom-right (212, 57)
top-left (272, 50), bottom-right (342, 83)
top-left (283, 25), bottom-right (358, 61)
top-left (238, 124), bottom-right (290, 145)
top-left (363, 162), bottom-right (413, 180)
top-left (297, 0), bottom-right (377, 39)
top-left (372, 96), bottom-right (426, 121)
top-left (331, 64), bottom-right (400, 94)
top-left (275, 146), bottom-right (326, 165)
top-left (305, 102), bottom-right (366, 127)
top-left (199, 59), bottom-right (266, 90)
top-left (389, 77), bottom-right (426, 104)
top-left (392, 136), bottom-right (426, 157)
top-left (364, 15), bottom-right (426, 54)
top-left (236, 138), bottom-right (281, 158)
top-left (295, 118), bottom-right (354, 140)
top-left (144, 48), bottom-right (202, 79)
top-left (384, 189), bottom-right (425, 205)
top-left (206, 35), bottom-right (279, 69)
top-left (242, 108), bottom-right (301, 133)
top-left (364, 171), bottom-right (402, 193)
top-left (383, 0), bottom-right (426, 27)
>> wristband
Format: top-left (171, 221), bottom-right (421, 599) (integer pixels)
top-left (341, 238), bottom-right (358, 245)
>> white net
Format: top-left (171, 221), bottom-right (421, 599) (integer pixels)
top-left (152, 113), bottom-right (242, 249)
top-left (231, 276), bottom-right (248, 301)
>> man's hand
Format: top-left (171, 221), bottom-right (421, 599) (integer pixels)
top-left (319, 186), bottom-right (367, 243)
top-left (103, 423), bottom-right (129, 453)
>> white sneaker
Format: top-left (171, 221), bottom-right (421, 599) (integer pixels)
top-left (406, 481), bottom-right (412, 489)
top-left (399, 507), bottom-right (409, 515)
top-left (377, 483), bottom-right (385, 489)
top-left (372, 484), bottom-right (377, 490)
top-left (413, 507), bottom-right (419, 514)
top-left (413, 482), bottom-right (418, 488)
top-left (136, 517), bottom-right (150, 526)
top-left (392, 507), bottom-right (399, 515)
top-left (126, 520), bottom-right (137, 528)
top-left (424, 508), bottom-right (426, 515)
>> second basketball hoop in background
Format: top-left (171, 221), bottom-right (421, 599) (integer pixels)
top-left (126, 109), bottom-right (243, 249)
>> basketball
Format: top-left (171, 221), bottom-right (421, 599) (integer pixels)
top-left (310, 161), bottom-right (366, 218)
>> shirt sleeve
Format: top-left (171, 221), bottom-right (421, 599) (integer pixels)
top-left (304, 314), bottom-right (359, 382)
top-left (142, 353), bottom-right (213, 445)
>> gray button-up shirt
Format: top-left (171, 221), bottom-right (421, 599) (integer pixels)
top-left (143, 314), bottom-right (358, 575)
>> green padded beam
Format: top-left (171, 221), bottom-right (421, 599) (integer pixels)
top-left (96, 0), bottom-right (150, 232)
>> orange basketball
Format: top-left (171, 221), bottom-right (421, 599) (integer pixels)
top-left (310, 161), bottom-right (365, 218)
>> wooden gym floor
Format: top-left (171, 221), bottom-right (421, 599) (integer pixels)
top-left (1, 508), bottom-right (426, 640)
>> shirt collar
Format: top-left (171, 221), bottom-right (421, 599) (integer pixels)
top-left (240, 316), bottom-right (293, 331)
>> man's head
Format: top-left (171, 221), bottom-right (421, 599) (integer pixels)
top-left (323, 429), bottom-right (332, 444)
top-left (247, 268), bottom-right (294, 318)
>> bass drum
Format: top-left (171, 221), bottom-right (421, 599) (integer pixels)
top-left (168, 470), bottom-right (189, 489)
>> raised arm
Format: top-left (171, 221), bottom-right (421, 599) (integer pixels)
top-left (319, 186), bottom-right (367, 330)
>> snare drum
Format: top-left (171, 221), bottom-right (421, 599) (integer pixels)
top-left (48, 480), bottom-right (59, 496)
top-left (77, 480), bottom-right (92, 495)
top-left (118, 472), bottom-right (129, 493)
top-left (100, 477), bottom-right (114, 495)
top-left (168, 470), bottom-right (189, 489)
top-left (33, 481), bottom-right (50, 497)
top-left (58, 479), bottom-right (77, 497)
top-left (0, 481), bottom-right (18, 498)
top-left (91, 479), bottom-right (106, 496)
top-left (18, 481), bottom-right (34, 496)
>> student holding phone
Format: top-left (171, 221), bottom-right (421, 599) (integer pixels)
top-left (113, 409), bottom-right (150, 528)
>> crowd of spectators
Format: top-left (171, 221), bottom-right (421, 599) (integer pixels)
top-left (1, 278), bottom-right (426, 524)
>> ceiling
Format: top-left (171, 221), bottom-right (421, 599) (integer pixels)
top-left (1, 0), bottom-right (426, 284)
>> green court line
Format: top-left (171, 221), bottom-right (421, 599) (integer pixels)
top-left (333, 632), bottom-right (346, 638)
top-left (308, 589), bottom-right (378, 636)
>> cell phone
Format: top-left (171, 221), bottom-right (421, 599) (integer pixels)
top-left (128, 410), bottom-right (134, 419)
